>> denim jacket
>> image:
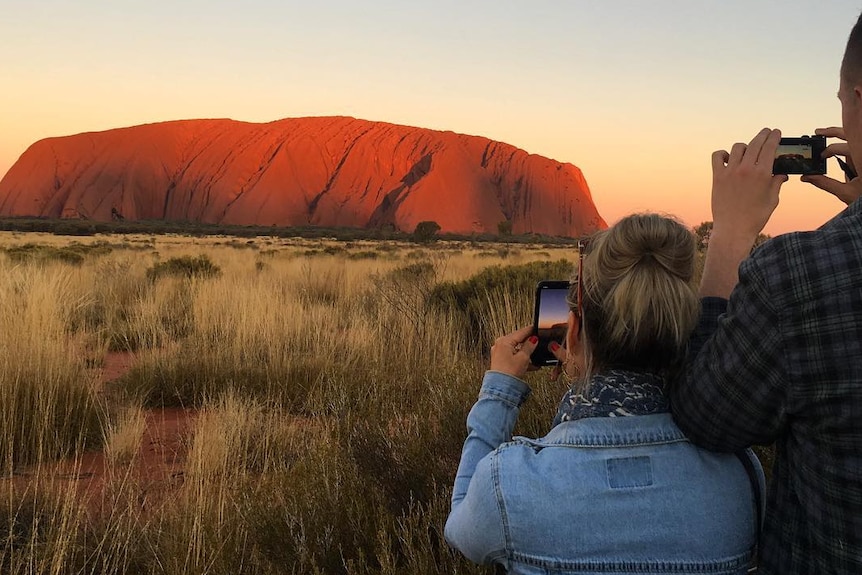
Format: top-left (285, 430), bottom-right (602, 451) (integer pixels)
top-left (445, 371), bottom-right (764, 575)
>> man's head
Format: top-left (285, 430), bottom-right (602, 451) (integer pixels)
top-left (840, 12), bottom-right (862, 165)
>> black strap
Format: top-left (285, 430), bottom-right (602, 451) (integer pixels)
top-left (736, 449), bottom-right (763, 572)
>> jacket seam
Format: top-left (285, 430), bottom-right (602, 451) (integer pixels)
top-left (478, 389), bottom-right (525, 409)
top-left (510, 436), bottom-right (691, 449)
top-left (507, 550), bottom-right (750, 572)
top-left (491, 451), bottom-right (512, 557)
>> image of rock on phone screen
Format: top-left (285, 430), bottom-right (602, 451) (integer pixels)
top-left (531, 280), bottom-right (570, 366)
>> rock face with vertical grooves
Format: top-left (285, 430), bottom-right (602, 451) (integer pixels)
top-left (0, 117), bottom-right (606, 236)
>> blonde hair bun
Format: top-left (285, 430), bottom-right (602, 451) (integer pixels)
top-left (580, 213), bottom-right (698, 376)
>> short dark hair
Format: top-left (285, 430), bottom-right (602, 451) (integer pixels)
top-left (842, 12), bottom-right (862, 86)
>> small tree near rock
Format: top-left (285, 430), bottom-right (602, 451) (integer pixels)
top-left (412, 221), bottom-right (441, 243)
top-left (694, 220), bottom-right (770, 253)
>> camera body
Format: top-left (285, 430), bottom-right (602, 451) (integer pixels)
top-left (773, 135), bottom-right (827, 175)
top-left (530, 280), bottom-right (570, 366)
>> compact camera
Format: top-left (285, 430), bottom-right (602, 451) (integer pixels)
top-left (773, 135), bottom-right (827, 175)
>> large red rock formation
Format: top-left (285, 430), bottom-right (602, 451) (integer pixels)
top-left (0, 117), bottom-right (606, 236)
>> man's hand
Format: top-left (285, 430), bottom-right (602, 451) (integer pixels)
top-left (801, 126), bottom-right (862, 205)
top-left (701, 128), bottom-right (788, 298)
top-left (711, 128), bottom-right (786, 241)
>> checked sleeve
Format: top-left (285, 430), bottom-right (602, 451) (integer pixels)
top-left (670, 254), bottom-right (789, 452)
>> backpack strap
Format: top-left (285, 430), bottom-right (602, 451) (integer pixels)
top-left (736, 449), bottom-right (765, 572)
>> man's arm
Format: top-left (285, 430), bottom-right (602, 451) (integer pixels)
top-left (670, 128), bottom-right (790, 450)
top-left (671, 253), bottom-right (789, 451)
top-left (700, 128), bottom-right (787, 298)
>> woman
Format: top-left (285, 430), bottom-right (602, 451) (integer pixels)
top-left (445, 213), bottom-right (763, 575)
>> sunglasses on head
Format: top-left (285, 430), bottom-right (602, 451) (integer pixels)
top-left (567, 237), bottom-right (593, 321)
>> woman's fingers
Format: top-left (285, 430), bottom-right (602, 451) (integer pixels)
top-left (549, 341), bottom-right (567, 363)
top-left (490, 327), bottom-right (539, 378)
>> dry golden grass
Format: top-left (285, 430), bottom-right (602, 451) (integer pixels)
top-left (103, 407), bottom-right (147, 467)
top-left (0, 231), bottom-right (576, 574)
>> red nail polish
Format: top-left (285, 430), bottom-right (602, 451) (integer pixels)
top-left (550, 342), bottom-right (560, 351)
top-left (528, 336), bottom-right (538, 344)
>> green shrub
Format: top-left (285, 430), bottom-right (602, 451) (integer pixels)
top-left (370, 260), bottom-right (443, 337)
top-left (406, 249), bottom-right (428, 260)
top-left (224, 239), bottom-right (258, 250)
top-left (3, 242), bottom-right (115, 266)
top-left (347, 250), bottom-right (379, 260)
top-left (432, 259), bottom-right (575, 348)
top-left (323, 245), bottom-right (346, 256)
top-left (146, 255), bottom-right (221, 281)
top-left (412, 221), bottom-right (441, 244)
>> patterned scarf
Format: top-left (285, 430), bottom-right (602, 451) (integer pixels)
top-left (552, 369), bottom-right (669, 427)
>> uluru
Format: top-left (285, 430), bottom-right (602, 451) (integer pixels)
top-left (0, 117), bottom-right (606, 237)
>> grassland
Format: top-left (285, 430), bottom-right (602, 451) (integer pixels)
top-left (0, 231), bottom-right (579, 574)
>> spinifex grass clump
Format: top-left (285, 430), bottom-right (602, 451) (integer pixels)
top-left (0, 264), bottom-right (105, 469)
top-left (61, 255), bottom-right (196, 352)
top-left (146, 255), bottom-right (220, 281)
top-left (3, 241), bottom-right (114, 266)
top-left (142, 385), bottom-right (490, 574)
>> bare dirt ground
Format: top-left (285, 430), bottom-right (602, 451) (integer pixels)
top-left (96, 350), bottom-right (137, 384)
top-left (52, 407), bottom-right (195, 506)
top-left (12, 352), bottom-right (196, 512)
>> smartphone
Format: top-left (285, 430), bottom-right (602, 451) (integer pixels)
top-left (773, 135), bottom-right (827, 175)
top-left (530, 280), bottom-right (570, 366)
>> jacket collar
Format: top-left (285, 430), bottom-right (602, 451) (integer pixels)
top-left (516, 413), bottom-right (688, 448)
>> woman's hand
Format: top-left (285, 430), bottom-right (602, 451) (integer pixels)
top-left (802, 126), bottom-right (862, 205)
top-left (548, 340), bottom-right (568, 382)
top-left (489, 326), bottom-right (538, 379)
top-left (548, 338), bottom-right (587, 383)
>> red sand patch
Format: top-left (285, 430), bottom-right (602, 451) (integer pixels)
top-left (57, 407), bottom-right (195, 495)
top-left (96, 350), bottom-right (137, 384)
top-left (10, 352), bottom-right (197, 512)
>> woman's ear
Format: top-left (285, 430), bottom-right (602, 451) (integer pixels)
top-left (566, 311), bottom-right (585, 361)
top-left (565, 310), bottom-right (588, 379)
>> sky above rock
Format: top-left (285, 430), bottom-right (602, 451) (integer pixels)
top-left (1, 0), bottom-right (860, 235)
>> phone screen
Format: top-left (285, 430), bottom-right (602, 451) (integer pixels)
top-left (531, 281), bottom-right (570, 366)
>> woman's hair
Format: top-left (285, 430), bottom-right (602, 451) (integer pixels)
top-left (578, 213), bottom-right (699, 377)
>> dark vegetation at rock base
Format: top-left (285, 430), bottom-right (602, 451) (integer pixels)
top-left (0, 216), bottom-right (580, 245)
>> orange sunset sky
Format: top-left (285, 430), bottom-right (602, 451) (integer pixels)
top-left (3, 1), bottom-right (862, 236)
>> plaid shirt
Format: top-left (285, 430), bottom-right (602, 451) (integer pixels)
top-left (670, 200), bottom-right (862, 575)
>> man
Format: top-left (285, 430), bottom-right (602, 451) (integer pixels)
top-left (669, 14), bottom-right (862, 575)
